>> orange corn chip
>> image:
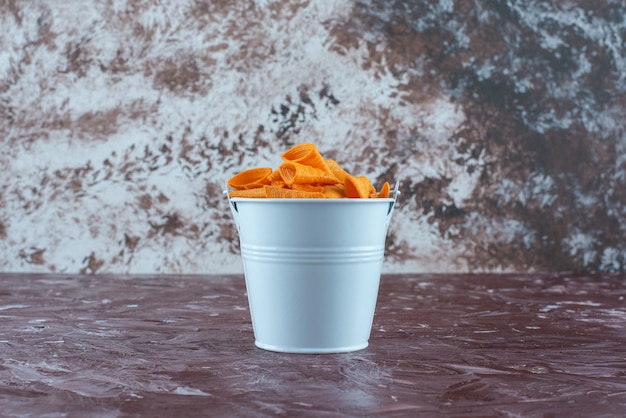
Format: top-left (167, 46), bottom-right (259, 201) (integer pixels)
top-left (344, 175), bottom-right (372, 198)
top-left (325, 159), bottom-right (350, 183)
top-left (377, 181), bottom-right (390, 198)
top-left (323, 184), bottom-right (345, 198)
top-left (229, 187), bottom-right (267, 198)
top-left (264, 185), bottom-right (325, 198)
top-left (282, 143), bottom-right (333, 175)
top-left (292, 184), bottom-right (325, 193)
top-left (227, 143), bottom-right (393, 200)
top-left (227, 167), bottom-right (272, 190)
top-left (279, 162), bottom-right (339, 186)
top-left (267, 169), bottom-right (283, 183)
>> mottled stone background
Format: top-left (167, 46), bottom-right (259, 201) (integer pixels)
top-left (2, 0), bottom-right (625, 274)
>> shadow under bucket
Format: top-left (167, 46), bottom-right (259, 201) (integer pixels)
top-left (226, 190), bottom-right (399, 354)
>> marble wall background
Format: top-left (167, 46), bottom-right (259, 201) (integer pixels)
top-left (2, 0), bottom-right (625, 274)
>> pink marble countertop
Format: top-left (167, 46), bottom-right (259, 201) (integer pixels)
top-left (1, 273), bottom-right (625, 416)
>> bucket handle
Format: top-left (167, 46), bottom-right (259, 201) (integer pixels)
top-left (225, 179), bottom-right (400, 230)
top-left (385, 179), bottom-right (401, 229)
top-left (224, 182), bottom-right (242, 230)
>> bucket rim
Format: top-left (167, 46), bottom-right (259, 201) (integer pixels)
top-left (225, 196), bottom-right (397, 203)
top-left (223, 180), bottom-right (400, 203)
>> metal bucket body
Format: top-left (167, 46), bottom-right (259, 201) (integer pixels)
top-left (227, 196), bottom-right (397, 353)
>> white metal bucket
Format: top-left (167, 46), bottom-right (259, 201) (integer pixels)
top-left (226, 190), bottom-right (398, 353)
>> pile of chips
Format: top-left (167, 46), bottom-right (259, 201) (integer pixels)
top-left (227, 143), bottom-right (390, 199)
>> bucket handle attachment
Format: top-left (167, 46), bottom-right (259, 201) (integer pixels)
top-left (228, 194), bottom-right (239, 213)
top-left (385, 180), bottom-right (401, 229)
top-left (388, 180), bottom-right (401, 214)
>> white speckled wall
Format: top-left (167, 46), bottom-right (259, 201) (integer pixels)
top-left (2, 1), bottom-right (625, 274)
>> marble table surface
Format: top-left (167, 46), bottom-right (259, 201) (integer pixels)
top-left (1, 273), bottom-right (625, 417)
